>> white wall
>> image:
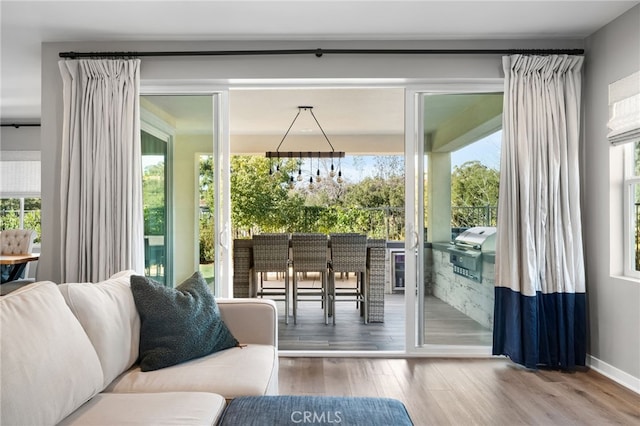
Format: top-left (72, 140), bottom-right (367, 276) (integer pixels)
top-left (1, 126), bottom-right (40, 151)
top-left (173, 133), bottom-right (213, 283)
top-left (583, 5), bottom-right (640, 388)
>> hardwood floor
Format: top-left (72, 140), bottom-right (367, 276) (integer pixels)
top-left (278, 357), bottom-right (640, 425)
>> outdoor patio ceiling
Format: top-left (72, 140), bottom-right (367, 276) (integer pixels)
top-left (141, 89), bottom-right (502, 155)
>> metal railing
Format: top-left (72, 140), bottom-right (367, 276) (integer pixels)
top-left (230, 205), bottom-right (498, 242)
top-left (451, 205), bottom-right (497, 228)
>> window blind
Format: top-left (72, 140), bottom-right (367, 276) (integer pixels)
top-left (608, 71), bottom-right (640, 145)
top-left (0, 151), bottom-right (41, 197)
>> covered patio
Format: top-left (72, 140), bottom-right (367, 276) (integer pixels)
top-left (255, 271), bottom-right (492, 351)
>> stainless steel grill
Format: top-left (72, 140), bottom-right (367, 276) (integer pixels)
top-left (447, 226), bottom-right (497, 283)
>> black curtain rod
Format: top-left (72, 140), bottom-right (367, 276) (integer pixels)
top-left (1, 123), bottom-right (41, 128)
top-left (59, 48), bottom-right (584, 59)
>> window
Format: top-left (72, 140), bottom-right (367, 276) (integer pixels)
top-left (624, 141), bottom-right (640, 278)
top-left (0, 151), bottom-right (41, 242)
top-left (610, 71), bottom-right (640, 278)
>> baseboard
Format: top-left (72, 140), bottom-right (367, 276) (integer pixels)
top-left (587, 355), bottom-right (640, 394)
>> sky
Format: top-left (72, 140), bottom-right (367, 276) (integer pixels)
top-left (338, 129), bottom-right (502, 183)
top-left (451, 130), bottom-right (502, 170)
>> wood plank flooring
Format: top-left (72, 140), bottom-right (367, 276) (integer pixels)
top-left (424, 296), bottom-right (492, 346)
top-left (269, 273), bottom-right (492, 350)
top-left (278, 357), bottom-right (640, 425)
top-left (277, 292), bottom-right (405, 351)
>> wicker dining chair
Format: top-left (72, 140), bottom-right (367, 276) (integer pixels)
top-left (290, 233), bottom-right (329, 325)
top-left (252, 233), bottom-right (291, 324)
top-left (328, 233), bottom-right (368, 325)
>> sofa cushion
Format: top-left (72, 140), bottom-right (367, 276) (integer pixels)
top-left (131, 271), bottom-right (239, 371)
top-left (58, 392), bottom-right (226, 426)
top-left (58, 269), bottom-right (140, 388)
top-left (0, 281), bottom-right (104, 426)
top-left (105, 344), bottom-right (278, 400)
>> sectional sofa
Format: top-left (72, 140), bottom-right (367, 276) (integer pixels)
top-left (0, 271), bottom-right (279, 425)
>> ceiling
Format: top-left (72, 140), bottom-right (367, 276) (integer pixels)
top-left (141, 89), bottom-right (500, 155)
top-left (1, 0), bottom-right (638, 138)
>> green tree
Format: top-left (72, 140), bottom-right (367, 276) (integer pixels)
top-left (0, 198), bottom-right (41, 242)
top-left (208, 154), bottom-right (408, 240)
top-left (451, 160), bottom-right (499, 227)
top-left (338, 155), bottom-right (405, 239)
top-left (341, 155), bottom-right (404, 208)
top-left (142, 162), bottom-right (165, 235)
top-left (0, 199), bottom-right (21, 231)
top-left (198, 156), bottom-right (215, 262)
top-left (230, 156), bottom-right (303, 235)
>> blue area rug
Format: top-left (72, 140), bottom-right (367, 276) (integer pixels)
top-left (219, 395), bottom-right (413, 425)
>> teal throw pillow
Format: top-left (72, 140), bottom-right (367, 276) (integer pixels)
top-left (130, 271), bottom-right (238, 371)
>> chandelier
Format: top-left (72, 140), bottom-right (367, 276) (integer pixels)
top-left (266, 106), bottom-right (345, 189)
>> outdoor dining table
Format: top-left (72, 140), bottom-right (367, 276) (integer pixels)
top-left (232, 237), bottom-right (386, 322)
top-left (0, 253), bottom-right (40, 284)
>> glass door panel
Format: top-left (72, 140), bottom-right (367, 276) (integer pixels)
top-left (421, 92), bottom-right (502, 348)
top-left (141, 130), bottom-right (168, 285)
top-left (198, 154), bottom-right (215, 288)
top-left (141, 94), bottom-right (220, 289)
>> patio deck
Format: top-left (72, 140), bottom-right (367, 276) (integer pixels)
top-left (258, 273), bottom-right (493, 351)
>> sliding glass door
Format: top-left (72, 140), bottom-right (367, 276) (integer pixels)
top-left (405, 85), bottom-right (502, 354)
top-left (139, 80), bottom-right (506, 355)
top-left (140, 91), bottom-right (231, 295)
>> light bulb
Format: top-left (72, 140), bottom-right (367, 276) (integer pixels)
top-left (337, 171), bottom-right (343, 184)
top-left (309, 176), bottom-right (314, 190)
top-left (296, 169), bottom-right (302, 181)
top-left (329, 163), bottom-right (336, 178)
top-left (316, 169), bottom-right (322, 183)
top-left (288, 176), bottom-right (295, 189)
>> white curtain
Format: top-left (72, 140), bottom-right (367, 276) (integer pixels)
top-left (59, 59), bottom-right (144, 282)
top-left (493, 55), bottom-right (586, 369)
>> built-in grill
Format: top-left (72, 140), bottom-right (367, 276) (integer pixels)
top-left (447, 226), bottom-right (497, 283)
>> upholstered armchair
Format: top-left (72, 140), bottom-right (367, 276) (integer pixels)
top-left (1, 229), bottom-right (36, 256)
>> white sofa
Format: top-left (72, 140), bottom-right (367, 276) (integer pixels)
top-left (0, 271), bottom-right (278, 425)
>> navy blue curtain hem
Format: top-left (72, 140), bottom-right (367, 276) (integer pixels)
top-left (493, 287), bottom-right (586, 371)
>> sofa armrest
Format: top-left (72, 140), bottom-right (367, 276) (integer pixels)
top-left (217, 298), bottom-right (278, 348)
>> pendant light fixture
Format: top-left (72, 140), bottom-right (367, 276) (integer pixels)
top-left (266, 106), bottom-right (345, 188)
